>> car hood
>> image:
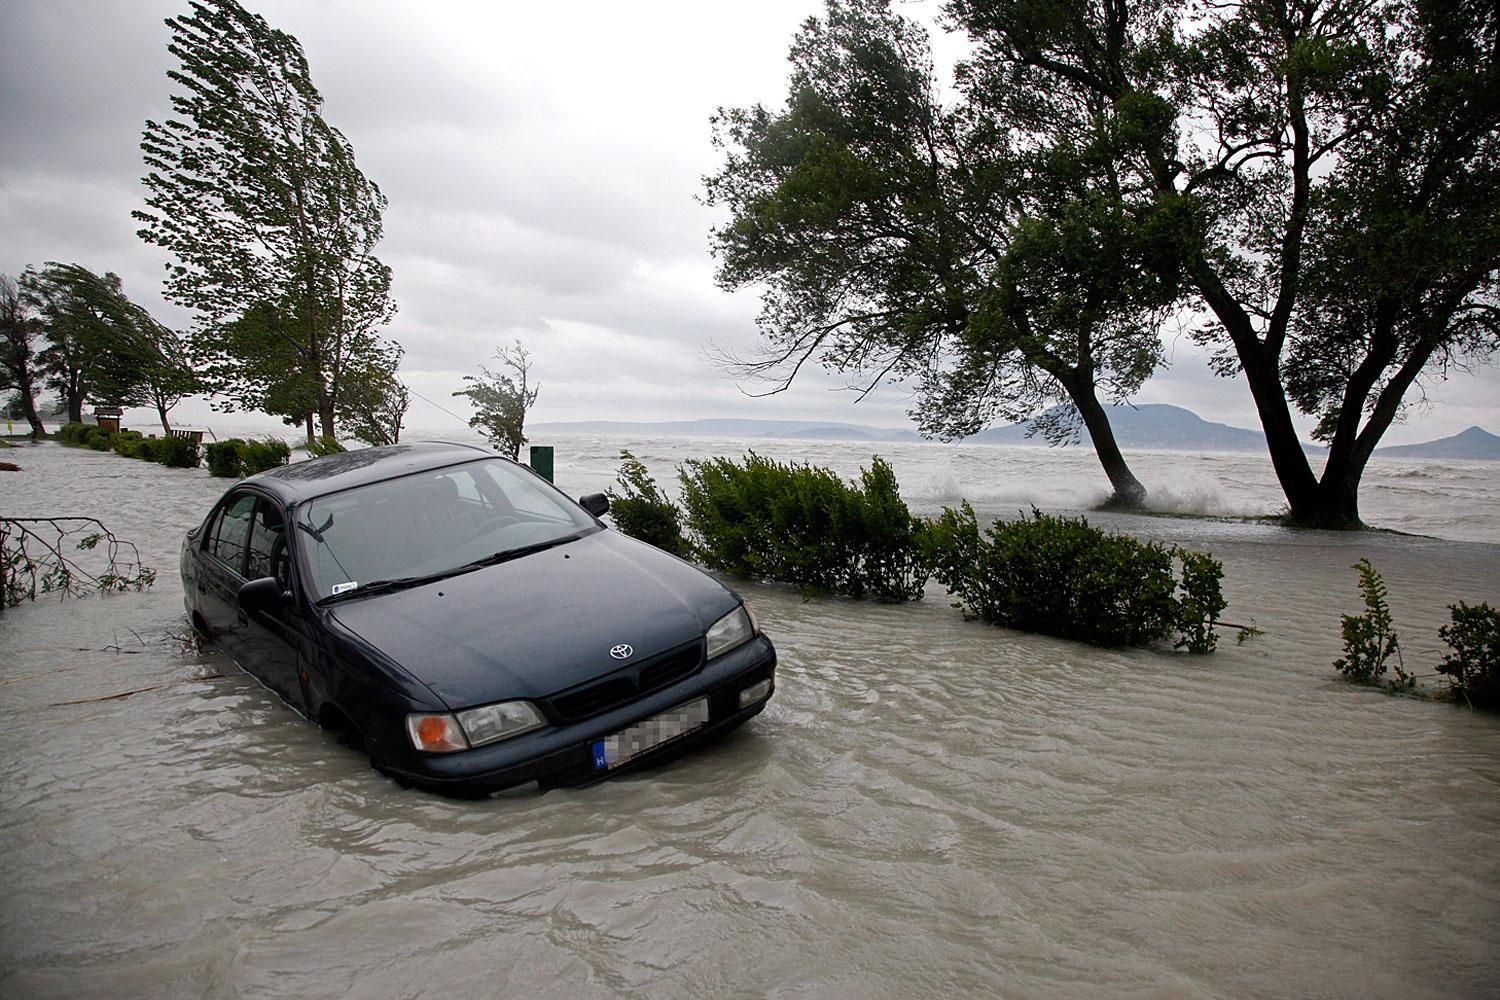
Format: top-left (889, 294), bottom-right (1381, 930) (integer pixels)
top-left (326, 529), bottom-right (738, 709)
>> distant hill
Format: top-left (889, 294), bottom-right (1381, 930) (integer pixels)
top-left (533, 405), bottom-right (1284, 451)
top-left (969, 404), bottom-right (1277, 452)
top-left (1374, 426), bottom-right (1500, 461)
top-left (532, 406), bottom-right (1494, 458)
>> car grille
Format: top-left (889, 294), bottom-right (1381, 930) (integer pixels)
top-left (546, 640), bottom-right (705, 722)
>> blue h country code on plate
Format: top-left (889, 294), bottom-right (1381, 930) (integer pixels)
top-left (592, 698), bottom-right (710, 771)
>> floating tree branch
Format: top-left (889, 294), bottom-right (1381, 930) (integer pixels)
top-left (0, 517), bottom-right (157, 609)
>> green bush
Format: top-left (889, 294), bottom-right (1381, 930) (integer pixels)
top-left (607, 450), bottom-right (688, 556)
top-left (135, 436), bottom-right (161, 462)
top-left (111, 431), bottom-right (145, 458)
top-left (86, 430), bottom-right (114, 451)
top-left (155, 434), bottom-right (200, 469)
top-left (204, 439), bottom-right (245, 477)
top-left (1333, 558), bottom-right (1411, 691)
top-left (925, 503), bottom-right (1225, 651)
top-left (1438, 601), bottom-right (1499, 710)
top-left (678, 452), bottom-right (928, 601)
top-left (56, 422), bottom-right (91, 444)
top-left (239, 436), bottom-right (291, 474)
top-left (306, 436), bottom-right (346, 458)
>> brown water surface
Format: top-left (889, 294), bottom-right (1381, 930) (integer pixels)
top-left (2, 441), bottom-right (1498, 999)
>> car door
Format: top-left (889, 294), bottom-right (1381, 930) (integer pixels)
top-left (238, 497), bottom-right (309, 714)
top-left (198, 490), bottom-right (257, 656)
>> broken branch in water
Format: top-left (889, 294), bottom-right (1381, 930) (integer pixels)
top-left (0, 517), bottom-right (157, 609)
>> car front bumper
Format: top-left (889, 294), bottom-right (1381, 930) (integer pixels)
top-left (371, 634), bottom-right (777, 795)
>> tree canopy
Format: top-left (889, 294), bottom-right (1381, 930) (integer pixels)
top-left (706, 0), bottom-right (1194, 506)
top-left (17, 263), bottom-right (192, 431)
top-left (136, 0), bottom-right (399, 444)
top-left (947, 0), bottom-right (1499, 526)
top-left (454, 341), bottom-right (539, 460)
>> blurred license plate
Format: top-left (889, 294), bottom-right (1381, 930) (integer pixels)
top-left (591, 698), bottom-right (710, 771)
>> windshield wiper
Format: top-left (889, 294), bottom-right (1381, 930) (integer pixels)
top-left (465, 531), bottom-right (585, 569)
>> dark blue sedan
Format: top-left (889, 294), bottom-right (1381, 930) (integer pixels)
top-left (180, 441), bottom-right (776, 795)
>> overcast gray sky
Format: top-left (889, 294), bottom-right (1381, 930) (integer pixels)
top-left (2, 0), bottom-right (1495, 443)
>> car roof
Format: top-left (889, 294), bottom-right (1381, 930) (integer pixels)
top-left (247, 441), bottom-right (500, 504)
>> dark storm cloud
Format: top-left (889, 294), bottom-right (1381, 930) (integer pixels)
top-left (2, 0), bottom-right (1494, 441)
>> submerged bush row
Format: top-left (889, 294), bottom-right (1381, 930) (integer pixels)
top-left (607, 451), bottom-right (1227, 653)
top-left (204, 437), bottom-right (292, 478)
top-left (57, 422), bottom-right (200, 468)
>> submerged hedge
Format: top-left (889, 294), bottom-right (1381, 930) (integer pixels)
top-left (205, 437), bottom-right (292, 478)
top-left (925, 503), bottom-right (1227, 653)
top-left (678, 453), bottom-right (929, 602)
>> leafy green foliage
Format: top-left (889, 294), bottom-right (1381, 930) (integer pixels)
top-left (453, 341), bottom-right (538, 460)
top-left (1334, 559), bottom-right (1410, 690)
top-left (206, 436), bottom-right (293, 478)
top-left (19, 263), bottom-right (193, 430)
top-left (925, 503), bottom-right (1224, 651)
top-left (1175, 550), bottom-right (1228, 655)
top-left (305, 436), bottom-right (346, 458)
top-left (204, 439), bottom-right (243, 478)
top-left (678, 453), bottom-right (928, 601)
top-left (0, 275), bottom-right (46, 437)
top-left (942, 0), bottom-right (1500, 527)
top-left (136, 0), bottom-right (398, 442)
top-left (1, 517), bottom-right (156, 608)
top-left (154, 434), bottom-right (200, 469)
top-left (111, 431), bottom-right (145, 457)
top-left (705, 1), bottom-right (1208, 507)
top-left (239, 437), bottom-right (291, 474)
top-left (606, 451), bottom-right (688, 557)
top-left (1438, 602), bottom-right (1500, 710)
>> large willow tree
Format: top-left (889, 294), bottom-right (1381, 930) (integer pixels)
top-left (136, 0), bottom-right (398, 444)
top-left (706, 0), bottom-right (1193, 507)
top-left (949, 0), bottom-right (1499, 527)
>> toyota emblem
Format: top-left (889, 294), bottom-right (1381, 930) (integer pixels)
top-left (610, 644), bottom-right (633, 660)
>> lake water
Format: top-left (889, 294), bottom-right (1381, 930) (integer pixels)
top-left (2, 435), bottom-right (1498, 999)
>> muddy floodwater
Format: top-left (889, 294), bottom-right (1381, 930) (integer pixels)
top-left (2, 437), bottom-right (1498, 999)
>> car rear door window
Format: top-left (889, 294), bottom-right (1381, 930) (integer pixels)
top-left (246, 500), bottom-right (288, 587)
top-left (212, 493), bottom-right (257, 575)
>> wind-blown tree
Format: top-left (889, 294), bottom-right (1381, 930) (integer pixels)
top-left (453, 341), bottom-right (539, 460)
top-left (0, 276), bottom-right (47, 437)
top-left (337, 351), bottom-right (410, 446)
top-left (19, 263), bottom-right (181, 426)
top-left (706, 0), bottom-right (1191, 506)
top-left (136, 0), bottom-right (398, 445)
top-left (948, 0), bottom-right (1500, 527)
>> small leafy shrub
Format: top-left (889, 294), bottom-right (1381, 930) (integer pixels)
top-left (1333, 558), bottom-right (1412, 691)
top-left (238, 436), bottom-right (291, 474)
top-left (306, 436), bottom-right (346, 458)
top-left (607, 450), bottom-right (687, 556)
top-left (204, 439), bottom-right (245, 477)
top-left (86, 430), bottom-right (113, 451)
top-left (925, 503), bottom-right (1225, 650)
top-left (56, 422), bottom-right (89, 444)
top-left (1438, 601), bottom-right (1499, 710)
top-left (111, 431), bottom-right (144, 458)
top-left (134, 436), bottom-right (161, 462)
top-left (678, 452), bottom-right (928, 601)
top-left (155, 434), bottom-right (200, 469)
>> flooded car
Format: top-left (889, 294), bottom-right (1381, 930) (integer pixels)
top-left (179, 441), bottom-right (776, 795)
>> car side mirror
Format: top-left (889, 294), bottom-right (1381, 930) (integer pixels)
top-left (239, 576), bottom-right (289, 615)
top-left (579, 493), bottom-right (609, 517)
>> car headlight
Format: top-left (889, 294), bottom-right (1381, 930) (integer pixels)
top-left (706, 603), bottom-right (756, 660)
top-left (406, 700), bottom-right (545, 753)
top-left (457, 700), bottom-right (545, 747)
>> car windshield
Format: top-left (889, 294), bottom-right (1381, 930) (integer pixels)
top-left (298, 457), bottom-right (598, 602)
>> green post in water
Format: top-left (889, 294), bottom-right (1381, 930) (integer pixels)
top-left (529, 445), bottom-right (554, 483)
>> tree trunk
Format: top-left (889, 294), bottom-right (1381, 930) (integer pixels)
top-left (318, 400), bottom-right (337, 444)
top-left (305, 413), bottom-right (315, 447)
top-left (156, 402), bottom-right (172, 436)
top-left (1055, 370), bottom-right (1148, 508)
top-left (16, 374), bottom-right (45, 438)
